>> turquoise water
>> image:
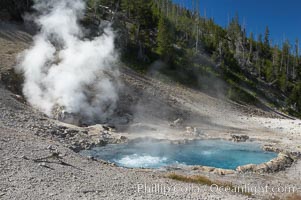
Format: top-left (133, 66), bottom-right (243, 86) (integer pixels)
top-left (81, 139), bottom-right (277, 169)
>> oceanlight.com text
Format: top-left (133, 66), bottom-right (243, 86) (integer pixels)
top-left (136, 183), bottom-right (299, 195)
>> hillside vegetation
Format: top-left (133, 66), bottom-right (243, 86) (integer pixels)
top-left (2, 0), bottom-right (301, 117)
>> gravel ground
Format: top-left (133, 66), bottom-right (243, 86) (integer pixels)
top-left (0, 87), bottom-right (250, 200)
top-left (0, 21), bottom-right (300, 200)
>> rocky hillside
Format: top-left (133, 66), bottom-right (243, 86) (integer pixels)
top-left (1, 0), bottom-right (301, 118)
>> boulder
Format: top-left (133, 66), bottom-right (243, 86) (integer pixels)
top-left (186, 126), bottom-right (193, 133)
top-left (170, 118), bottom-right (183, 127)
top-left (202, 166), bottom-right (215, 172)
top-left (52, 105), bottom-right (81, 126)
top-left (262, 145), bottom-right (281, 153)
top-left (236, 153), bottom-right (294, 173)
top-left (120, 135), bottom-right (127, 141)
top-left (231, 134), bottom-right (249, 142)
top-left (87, 124), bottom-right (105, 135)
top-left (254, 163), bottom-right (269, 173)
top-left (213, 168), bottom-right (235, 175)
top-left (186, 127), bottom-right (203, 136)
top-left (236, 164), bottom-right (257, 173)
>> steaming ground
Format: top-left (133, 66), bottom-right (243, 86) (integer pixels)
top-left (1, 22), bottom-right (301, 199)
top-left (17, 0), bottom-right (119, 124)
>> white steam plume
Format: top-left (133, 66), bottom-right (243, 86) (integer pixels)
top-left (16, 0), bottom-right (119, 123)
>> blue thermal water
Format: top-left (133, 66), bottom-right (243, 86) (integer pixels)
top-left (81, 139), bottom-right (277, 169)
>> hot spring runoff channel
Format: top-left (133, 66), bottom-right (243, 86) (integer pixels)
top-left (81, 139), bottom-right (277, 169)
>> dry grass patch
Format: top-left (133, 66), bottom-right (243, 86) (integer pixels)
top-left (286, 193), bottom-right (301, 200)
top-left (166, 173), bottom-right (252, 197)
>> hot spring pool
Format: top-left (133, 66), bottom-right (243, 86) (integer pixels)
top-left (81, 139), bottom-right (277, 169)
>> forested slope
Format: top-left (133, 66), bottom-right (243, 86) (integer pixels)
top-left (1, 0), bottom-right (301, 117)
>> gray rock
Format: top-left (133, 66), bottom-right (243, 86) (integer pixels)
top-left (52, 104), bottom-right (81, 126)
top-left (170, 118), bottom-right (183, 127)
top-left (236, 164), bottom-right (257, 173)
top-left (231, 134), bottom-right (249, 142)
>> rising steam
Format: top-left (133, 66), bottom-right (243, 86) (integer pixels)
top-left (16, 0), bottom-right (119, 123)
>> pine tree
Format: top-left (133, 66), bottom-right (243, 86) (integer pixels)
top-left (264, 26), bottom-right (270, 47)
top-left (288, 81), bottom-right (301, 112)
top-left (157, 15), bottom-right (174, 62)
top-left (227, 13), bottom-right (241, 51)
top-left (294, 38), bottom-right (299, 80)
top-left (263, 26), bottom-right (271, 59)
top-left (247, 32), bottom-right (254, 66)
top-left (256, 34), bottom-right (264, 78)
top-left (278, 40), bottom-right (291, 91)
